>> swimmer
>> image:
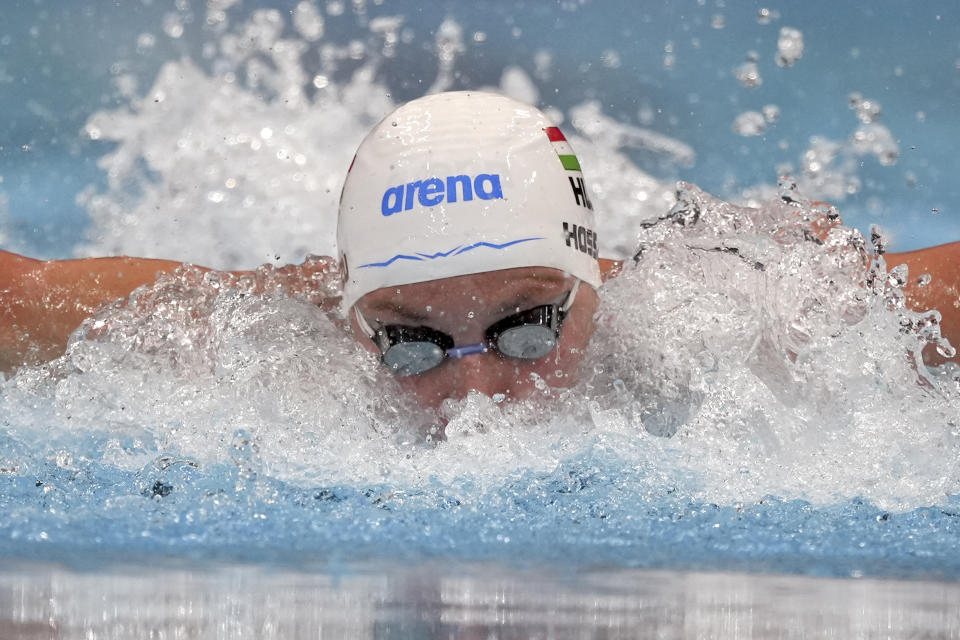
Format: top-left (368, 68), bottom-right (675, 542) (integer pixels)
top-left (1, 91), bottom-right (959, 409)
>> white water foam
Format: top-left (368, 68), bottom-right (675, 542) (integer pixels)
top-left (6, 185), bottom-right (959, 512)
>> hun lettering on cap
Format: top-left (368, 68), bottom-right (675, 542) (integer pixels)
top-left (381, 173), bottom-right (503, 216)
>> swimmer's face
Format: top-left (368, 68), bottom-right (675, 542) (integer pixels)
top-left (351, 267), bottom-right (599, 410)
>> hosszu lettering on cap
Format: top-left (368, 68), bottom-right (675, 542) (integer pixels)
top-left (381, 173), bottom-right (503, 216)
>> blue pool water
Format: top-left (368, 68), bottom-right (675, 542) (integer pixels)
top-left (2, 1), bottom-right (960, 637)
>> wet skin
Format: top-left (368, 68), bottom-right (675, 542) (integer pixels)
top-left (351, 267), bottom-right (600, 410)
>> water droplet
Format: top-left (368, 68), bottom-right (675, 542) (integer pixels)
top-left (136, 33), bottom-right (156, 54)
top-left (732, 111), bottom-right (767, 136)
top-left (887, 264), bottom-right (908, 288)
top-left (757, 7), bottom-right (778, 24)
top-left (162, 13), bottom-right (185, 39)
top-left (294, 1), bottom-right (325, 41)
top-left (601, 49), bottom-right (622, 69)
top-left (937, 340), bottom-right (956, 359)
top-left (734, 60), bottom-right (762, 87)
top-left (848, 93), bottom-right (882, 123)
top-left (775, 27), bottom-right (804, 67)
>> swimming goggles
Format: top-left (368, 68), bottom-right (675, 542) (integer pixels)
top-left (354, 280), bottom-right (580, 376)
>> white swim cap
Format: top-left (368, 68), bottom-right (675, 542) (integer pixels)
top-left (337, 91), bottom-right (601, 310)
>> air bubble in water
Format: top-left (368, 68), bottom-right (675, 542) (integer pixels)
top-left (762, 104), bottom-right (780, 122)
top-left (775, 27), bottom-right (803, 67)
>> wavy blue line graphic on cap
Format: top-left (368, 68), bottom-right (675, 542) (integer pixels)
top-left (358, 237), bottom-right (544, 268)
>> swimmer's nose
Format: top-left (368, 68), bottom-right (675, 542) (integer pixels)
top-left (445, 352), bottom-right (513, 401)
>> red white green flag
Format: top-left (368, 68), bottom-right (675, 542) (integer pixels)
top-left (543, 126), bottom-right (582, 172)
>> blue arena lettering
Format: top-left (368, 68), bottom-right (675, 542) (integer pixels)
top-left (380, 173), bottom-right (503, 216)
top-left (381, 185), bottom-right (404, 216)
top-left (446, 174), bottom-right (472, 202)
top-left (419, 178), bottom-right (444, 206)
top-left (474, 173), bottom-right (503, 200)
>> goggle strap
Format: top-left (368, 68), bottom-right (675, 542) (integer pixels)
top-left (559, 279), bottom-right (580, 315)
top-left (354, 307), bottom-right (377, 340)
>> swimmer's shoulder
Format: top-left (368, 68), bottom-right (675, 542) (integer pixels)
top-left (0, 250), bottom-right (189, 375)
top-left (599, 258), bottom-right (622, 282)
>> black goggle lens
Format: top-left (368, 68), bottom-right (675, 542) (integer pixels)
top-left (379, 325), bottom-right (454, 376)
top-left (493, 324), bottom-right (558, 360)
top-left (383, 341), bottom-right (446, 376)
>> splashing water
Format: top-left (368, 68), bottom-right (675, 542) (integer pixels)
top-left (5, 177), bottom-right (960, 573)
top-left (3, 5), bottom-right (960, 580)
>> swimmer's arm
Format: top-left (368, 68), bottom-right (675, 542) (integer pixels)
top-left (885, 241), bottom-right (960, 366)
top-left (0, 250), bottom-right (188, 375)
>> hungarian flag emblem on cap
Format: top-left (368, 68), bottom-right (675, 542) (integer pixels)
top-left (544, 127), bottom-right (581, 171)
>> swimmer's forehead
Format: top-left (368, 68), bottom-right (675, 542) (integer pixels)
top-left (359, 268), bottom-right (573, 321)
